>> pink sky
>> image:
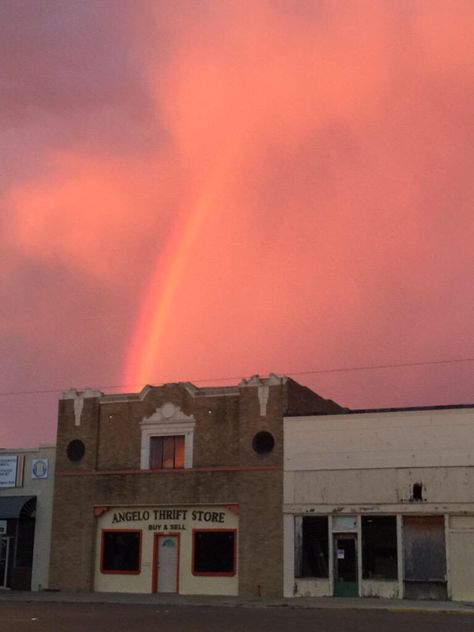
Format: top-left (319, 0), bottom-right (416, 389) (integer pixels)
top-left (1, 1), bottom-right (473, 448)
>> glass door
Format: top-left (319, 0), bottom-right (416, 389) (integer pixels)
top-left (334, 534), bottom-right (358, 597)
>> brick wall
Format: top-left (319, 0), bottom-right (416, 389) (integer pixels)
top-left (49, 377), bottom-right (342, 596)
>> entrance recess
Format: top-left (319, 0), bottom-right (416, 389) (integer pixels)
top-left (333, 534), bottom-right (358, 597)
top-left (155, 535), bottom-right (179, 593)
top-left (0, 538), bottom-right (10, 589)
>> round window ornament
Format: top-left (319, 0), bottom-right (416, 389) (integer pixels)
top-left (67, 439), bottom-right (85, 462)
top-left (252, 431), bottom-right (275, 454)
top-left (161, 402), bottom-right (176, 418)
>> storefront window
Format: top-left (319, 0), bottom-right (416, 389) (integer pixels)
top-left (362, 516), bottom-right (398, 579)
top-left (101, 530), bottom-right (141, 574)
top-left (192, 530), bottom-right (236, 576)
top-left (295, 516), bottom-right (329, 578)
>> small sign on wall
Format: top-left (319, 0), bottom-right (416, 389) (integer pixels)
top-left (0, 520), bottom-right (7, 535)
top-left (0, 456), bottom-right (18, 488)
top-left (332, 516), bottom-right (357, 532)
top-left (32, 459), bottom-right (49, 480)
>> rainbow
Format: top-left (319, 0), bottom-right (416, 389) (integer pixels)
top-left (123, 142), bottom-right (242, 388)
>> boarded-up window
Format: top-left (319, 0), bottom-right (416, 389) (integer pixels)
top-left (362, 516), bottom-right (398, 580)
top-left (295, 516), bottom-right (329, 578)
top-left (403, 516), bottom-right (446, 581)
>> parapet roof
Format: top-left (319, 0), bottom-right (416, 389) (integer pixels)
top-left (287, 403), bottom-right (474, 417)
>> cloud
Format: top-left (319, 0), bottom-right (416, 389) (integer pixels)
top-left (0, 0), bottom-right (473, 446)
top-left (5, 152), bottom-right (182, 281)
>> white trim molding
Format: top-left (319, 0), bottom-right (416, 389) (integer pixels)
top-left (239, 374), bottom-right (288, 417)
top-left (140, 403), bottom-right (195, 470)
top-left (60, 388), bottom-right (103, 426)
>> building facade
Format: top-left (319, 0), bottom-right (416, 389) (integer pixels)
top-left (283, 405), bottom-right (474, 601)
top-left (0, 444), bottom-right (55, 590)
top-left (49, 376), bottom-right (342, 596)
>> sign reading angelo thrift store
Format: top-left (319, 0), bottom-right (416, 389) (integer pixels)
top-left (110, 508), bottom-right (229, 533)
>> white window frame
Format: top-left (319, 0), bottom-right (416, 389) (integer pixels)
top-left (140, 402), bottom-right (195, 470)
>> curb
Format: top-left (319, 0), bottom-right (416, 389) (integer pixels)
top-left (0, 592), bottom-right (474, 615)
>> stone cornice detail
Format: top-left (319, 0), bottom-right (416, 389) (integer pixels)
top-left (140, 402), bottom-right (195, 426)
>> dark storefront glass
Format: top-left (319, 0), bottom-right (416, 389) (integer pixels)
top-left (101, 531), bottom-right (141, 573)
top-left (362, 516), bottom-right (398, 579)
top-left (193, 530), bottom-right (236, 575)
top-left (295, 516), bottom-right (329, 578)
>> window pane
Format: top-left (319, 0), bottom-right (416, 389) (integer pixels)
top-left (150, 435), bottom-right (185, 469)
top-left (102, 531), bottom-right (140, 573)
top-left (162, 436), bottom-right (175, 469)
top-left (150, 437), bottom-right (163, 469)
top-left (193, 531), bottom-right (235, 574)
top-left (174, 436), bottom-right (185, 468)
top-left (362, 516), bottom-right (398, 579)
top-left (296, 516), bottom-right (329, 578)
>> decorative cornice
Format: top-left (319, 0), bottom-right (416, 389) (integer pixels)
top-left (60, 388), bottom-right (103, 426)
top-left (141, 402), bottom-right (195, 426)
top-left (239, 373), bottom-right (288, 387)
top-left (60, 388), bottom-right (103, 400)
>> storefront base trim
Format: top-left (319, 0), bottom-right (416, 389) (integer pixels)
top-left (361, 580), bottom-right (399, 599)
top-left (293, 578), bottom-right (331, 597)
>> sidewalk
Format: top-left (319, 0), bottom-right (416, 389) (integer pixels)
top-left (1, 590), bottom-right (474, 615)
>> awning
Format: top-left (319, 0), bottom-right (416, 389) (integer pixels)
top-left (0, 496), bottom-right (36, 519)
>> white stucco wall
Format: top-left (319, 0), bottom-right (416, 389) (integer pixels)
top-left (94, 505), bottom-right (239, 595)
top-left (285, 408), bottom-right (474, 474)
top-left (284, 408), bottom-right (474, 509)
top-left (0, 444), bottom-right (56, 590)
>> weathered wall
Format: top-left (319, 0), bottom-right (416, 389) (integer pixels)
top-left (448, 516), bottom-right (474, 601)
top-left (284, 407), bottom-right (474, 511)
top-left (285, 408), bottom-right (474, 472)
top-left (285, 466), bottom-right (474, 508)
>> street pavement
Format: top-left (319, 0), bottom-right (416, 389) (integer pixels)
top-left (0, 602), bottom-right (473, 632)
top-left (0, 592), bottom-right (474, 631)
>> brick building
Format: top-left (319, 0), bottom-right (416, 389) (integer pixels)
top-left (49, 375), bottom-right (342, 596)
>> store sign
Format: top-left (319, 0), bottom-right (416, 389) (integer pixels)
top-left (0, 521), bottom-right (6, 535)
top-left (32, 459), bottom-right (49, 480)
top-left (108, 507), bottom-right (231, 533)
top-left (0, 456), bottom-right (17, 488)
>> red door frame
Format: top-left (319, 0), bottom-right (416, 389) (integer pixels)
top-left (152, 533), bottom-right (181, 593)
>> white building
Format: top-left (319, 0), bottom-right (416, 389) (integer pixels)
top-left (0, 444), bottom-right (55, 590)
top-left (283, 405), bottom-right (474, 601)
